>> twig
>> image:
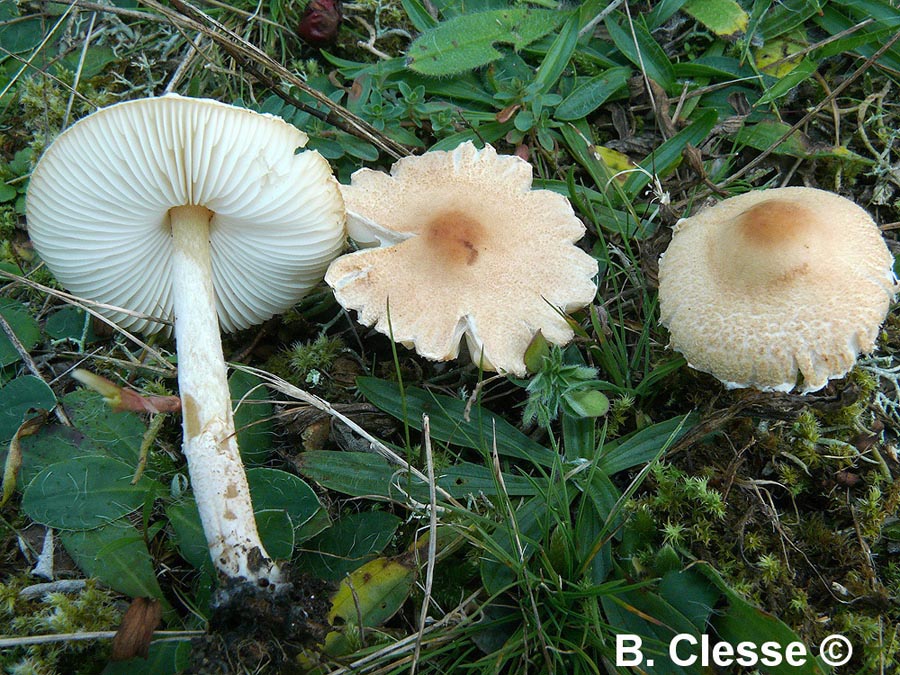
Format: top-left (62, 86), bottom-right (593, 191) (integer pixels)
top-left (0, 630), bottom-right (202, 649)
top-left (0, 313), bottom-right (71, 426)
top-left (715, 29), bottom-right (900, 191)
top-left (139, 0), bottom-right (410, 159)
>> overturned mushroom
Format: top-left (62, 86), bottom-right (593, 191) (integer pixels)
top-left (658, 187), bottom-right (897, 392)
top-left (26, 95), bottom-right (345, 586)
top-left (325, 141), bottom-right (598, 376)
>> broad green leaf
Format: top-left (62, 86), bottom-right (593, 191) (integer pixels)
top-left (406, 9), bottom-right (563, 76)
top-left (734, 119), bottom-right (811, 157)
top-left (60, 521), bottom-right (166, 601)
top-left (622, 109), bottom-right (718, 198)
top-left (682, 0), bottom-right (749, 38)
top-left (22, 456), bottom-right (157, 530)
top-left (299, 511), bottom-right (402, 581)
top-left (328, 556), bottom-right (415, 627)
top-left (166, 498), bottom-right (212, 573)
top-left (247, 467), bottom-right (330, 558)
top-left (61, 389), bottom-right (146, 465)
top-left (357, 377), bottom-right (558, 467)
top-left (298, 451), bottom-right (538, 500)
top-left (0, 183), bottom-right (16, 202)
top-left (0, 4), bottom-right (44, 54)
top-left (555, 67), bottom-right (631, 120)
top-left (0, 375), bottom-right (56, 446)
top-left (101, 641), bottom-right (191, 675)
top-left (401, 0), bottom-right (438, 31)
top-left (598, 414), bottom-right (695, 475)
top-left (229, 370), bottom-right (273, 465)
top-left (757, 58), bottom-right (816, 104)
top-left (604, 15), bottom-right (674, 89)
top-left (532, 13), bottom-right (579, 94)
top-left (698, 562), bottom-right (832, 674)
top-left (0, 298), bottom-right (40, 367)
top-left (13, 425), bottom-right (102, 486)
top-left (754, 29), bottom-right (809, 78)
top-left (759, 0), bottom-right (822, 39)
top-left (44, 306), bottom-right (96, 343)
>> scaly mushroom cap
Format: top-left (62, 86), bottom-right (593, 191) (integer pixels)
top-left (658, 187), bottom-right (898, 392)
top-left (27, 94), bottom-right (345, 333)
top-left (325, 141), bottom-right (598, 376)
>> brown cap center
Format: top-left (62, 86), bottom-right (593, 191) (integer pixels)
top-left (423, 210), bottom-right (485, 266)
top-left (710, 198), bottom-right (819, 288)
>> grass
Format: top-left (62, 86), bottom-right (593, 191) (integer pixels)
top-left (2, 0), bottom-right (900, 673)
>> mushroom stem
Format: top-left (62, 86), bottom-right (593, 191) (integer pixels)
top-left (170, 205), bottom-right (281, 586)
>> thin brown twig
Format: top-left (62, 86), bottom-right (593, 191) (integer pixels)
top-left (139, 0), bottom-right (410, 159)
top-left (714, 29), bottom-right (900, 192)
top-left (0, 313), bottom-right (71, 426)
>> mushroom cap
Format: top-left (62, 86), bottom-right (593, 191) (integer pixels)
top-left (26, 94), bottom-right (346, 334)
top-left (325, 141), bottom-right (598, 376)
top-left (658, 186), bottom-right (898, 392)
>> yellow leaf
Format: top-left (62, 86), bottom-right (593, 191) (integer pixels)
top-left (755, 29), bottom-right (809, 77)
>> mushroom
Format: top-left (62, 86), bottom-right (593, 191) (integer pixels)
top-left (658, 186), bottom-right (898, 393)
top-left (26, 95), bottom-right (345, 586)
top-left (324, 141), bottom-right (598, 376)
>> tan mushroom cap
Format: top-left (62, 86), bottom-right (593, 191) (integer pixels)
top-left (325, 141), bottom-right (598, 376)
top-left (658, 186), bottom-right (898, 393)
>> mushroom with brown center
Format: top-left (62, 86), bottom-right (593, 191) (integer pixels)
top-left (324, 141), bottom-right (598, 376)
top-left (26, 95), bottom-right (346, 587)
top-left (658, 186), bottom-right (898, 392)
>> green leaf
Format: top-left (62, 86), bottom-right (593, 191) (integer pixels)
top-left (604, 15), bottom-right (674, 89)
top-left (229, 370), bottom-right (273, 465)
top-left (698, 562), bottom-right (832, 674)
top-left (0, 298), bottom-right (41, 367)
top-left (44, 306), bottom-right (96, 343)
top-left (166, 498), bottom-right (212, 573)
top-left (563, 390), bottom-right (610, 418)
top-left (21, 456), bottom-right (157, 530)
top-left (61, 390), bottom-right (145, 465)
top-left (532, 13), bottom-right (579, 94)
top-left (406, 9), bottom-right (563, 76)
top-left (299, 511), bottom-right (403, 581)
top-left (555, 67), bottom-right (631, 120)
top-left (622, 109), bottom-right (718, 199)
top-left (247, 467), bottom-right (329, 559)
top-left (757, 59), bottom-right (816, 104)
top-left (357, 377), bottom-right (558, 467)
top-left (0, 375), bottom-right (56, 446)
top-left (0, 183), bottom-right (16, 202)
top-left (598, 414), bottom-right (695, 474)
top-left (328, 556), bottom-right (414, 628)
top-left (681, 0), bottom-right (749, 38)
top-left (401, 0), bottom-right (438, 31)
top-left (0, 3), bottom-right (44, 54)
top-left (60, 521), bottom-right (166, 601)
top-left (101, 641), bottom-right (191, 675)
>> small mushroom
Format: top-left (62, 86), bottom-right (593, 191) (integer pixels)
top-left (658, 187), bottom-right (898, 392)
top-left (325, 141), bottom-right (598, 376)
top-left (26, 95), bottom-right (345, 586)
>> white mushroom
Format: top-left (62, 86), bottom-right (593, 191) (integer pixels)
top-left (658, 187), bottom-right (898, 392)
top-left (325, 141), bottom-right (598, 376)
top-left (26, 94), bottom-right (346, 586)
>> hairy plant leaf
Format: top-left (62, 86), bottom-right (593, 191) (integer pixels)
top-left (0, 375), bottom-right (56, 446)
top-left (247, 467), bottom-right (330, 558)
top-left (230, 370), bottom-right (273, 465)
top-left (61, 390), bottom-right (145, 465)
top-left (22, 456), bottom-right (158, 530)
top-left (0, 298), bottom-right (40, 367)
top-left (357, 377), bottom-right (558, 467)
top-left (604, 14), bottom-right (674, 89)
top-left (299, 511), bottom-right (402, 581)
top-left (556, 67), bottom-right (631, 120)
top-left (681, 0), bottom-right (749, 38)
top-left (406, 9), bottom-right (563, 76)
top-left (60, 521), bottom-right (166, 601)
